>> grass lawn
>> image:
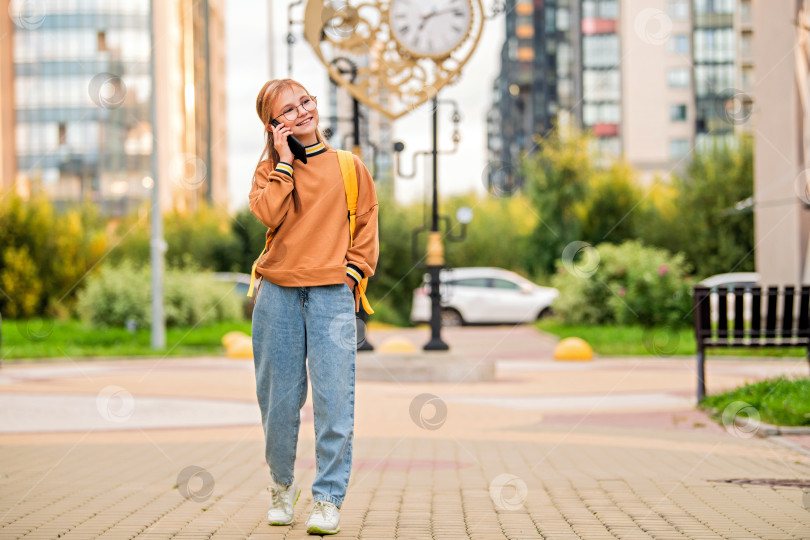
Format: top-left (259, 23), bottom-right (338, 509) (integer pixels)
top-left (535, 319), bottom-right (807, 358)
top-left (1, 318), bottom-right (253, 361)
top-left (699, 376), bottom-right (810, 427)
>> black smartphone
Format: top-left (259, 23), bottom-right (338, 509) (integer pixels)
top-left (271, 119), bottom-right (307, 164)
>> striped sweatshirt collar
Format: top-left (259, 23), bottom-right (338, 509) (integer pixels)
top-left (274, 142), bottom-right (328, 177)
top-left (305, 141), bottom-right (326, 157)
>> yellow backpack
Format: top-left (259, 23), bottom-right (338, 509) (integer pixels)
top-left (246, 149), bottom-right (373, 314)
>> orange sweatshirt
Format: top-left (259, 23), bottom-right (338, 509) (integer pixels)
top-left (248, 142), bottom-right (379, 293)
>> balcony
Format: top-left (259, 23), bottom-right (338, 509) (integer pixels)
top-left (582, 18), bottom-right (617, 35)
top-left (693, 12), bottom-right (733, 29)
top-left (592, 123), bottom-right (619, 137)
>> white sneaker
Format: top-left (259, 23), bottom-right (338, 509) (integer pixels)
top-left (266, 479), bottom-right (300, 525)
top-left (306, 500), bottom-right (341, 535)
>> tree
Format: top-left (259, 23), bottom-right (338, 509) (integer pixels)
top-left (666, 136), bottom-right (754, 279)
top-left (522, 131), bottom-right (592, 275)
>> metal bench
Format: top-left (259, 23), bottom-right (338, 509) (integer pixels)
top-left (693, 285), bottom-right (810, 401)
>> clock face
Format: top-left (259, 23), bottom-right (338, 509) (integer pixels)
top-left (388, 0), bottom-right (473, 58)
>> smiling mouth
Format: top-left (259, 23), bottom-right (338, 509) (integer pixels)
top-left (297, 118), bottom-right (312, 127)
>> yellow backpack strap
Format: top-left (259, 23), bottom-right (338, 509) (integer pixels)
top-left (336, 150), bottom-right (373, 314)
top-left (247, 232), bottom-right (273, 298)
top-left (337, 150), bottom-right (358, 245)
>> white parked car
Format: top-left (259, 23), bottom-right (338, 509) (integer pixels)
top-left (410, 267), bottom-right (559, 326)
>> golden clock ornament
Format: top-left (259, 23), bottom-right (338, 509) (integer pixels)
top-left (303, 0), bottom-right (484, 120)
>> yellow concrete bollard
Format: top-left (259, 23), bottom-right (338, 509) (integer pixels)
top-left (223, 331), bottom-right (253, 359)
top-left (553, 337), bottom-right (593, 361)
top-left (379, 337), bottom-right (417, 354)
top-left (222, 331), bottom-right (247, 349)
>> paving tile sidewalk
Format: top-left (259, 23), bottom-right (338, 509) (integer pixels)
top-left (1, 326), bottom-right (809, 539)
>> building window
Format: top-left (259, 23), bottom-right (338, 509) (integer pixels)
top-left (583, 34), bottom-right (620, 68)
top-left (740, 32), bottom-right (752, 58)
top-left (670, 104), bottom-right (687, 121)
top-left (740, 0), bottom-right (752, 23)
top-left (668, 0), bottom-right (689, 20)
top-left (694, 64), bottom-right (735, 98)
top-left (741, 66), bottom-right (754, 90)
top-left (583, 70), bottom-right (620, 101)
top-left (599, 0), bottom-right (618, 19)
top-left (668, 68), bottom-right (690, 88)
top-left (583, 103), bottom-right (620, 125)
top-left (694, 28), bottom-right (735, 63)
top-left (583, 0), bottom-right (618, 19)
top-left (670, 138), bottom-right (690, 159)
top-left (694, 0), bottom-right (734, 15)
top-left (556, 8), bottom-right (570, 30)
top-left (667, 34), bottom-right (689, 55)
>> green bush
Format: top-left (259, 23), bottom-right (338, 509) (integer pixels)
top-left (551, 240), bottom-right (694, 327)
top-left (0, 246), bottom-right (42, 318)
top-left (76, 261), bottom-right (243, 328)
top-left (0, 193), bottom-right (106, 318)
top-left (106, 205), bottom-right (252, 273)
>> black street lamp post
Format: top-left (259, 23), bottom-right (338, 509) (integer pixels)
top-left (394, 96), bottom-right (469, 351)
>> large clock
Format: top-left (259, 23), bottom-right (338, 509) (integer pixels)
top-left (388, 0), bottom-right (474, 58)
top-left (303, 0), bottom-right (485, 119)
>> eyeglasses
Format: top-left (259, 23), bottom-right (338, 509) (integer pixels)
top-left (273, 96), bottom-right (317, 122)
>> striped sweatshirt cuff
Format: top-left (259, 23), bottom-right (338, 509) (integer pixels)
top-left (275, 161), bottom-right (293, 177)
top-left (346, 264), bottom-right (364, 285)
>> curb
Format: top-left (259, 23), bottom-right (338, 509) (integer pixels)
top-left (703, 406), bottom-right (810, 437)
top-left (765, 435), bottom-right (810, 458)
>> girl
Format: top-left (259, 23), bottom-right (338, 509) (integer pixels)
top-left (249, 79), bottom-right (379, 535)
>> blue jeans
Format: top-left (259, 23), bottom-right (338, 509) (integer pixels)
top-left (252, 280), bottom-right (356, 508)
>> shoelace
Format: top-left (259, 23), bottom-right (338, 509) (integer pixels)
top-left (271, 486), bottom-right (292, 512)
top-left (312, 501), bottom-right (335, 520)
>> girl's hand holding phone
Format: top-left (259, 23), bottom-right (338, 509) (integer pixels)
top-left (271, 122), bottom-right (295, 164)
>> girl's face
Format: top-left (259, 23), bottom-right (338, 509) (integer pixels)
top-left (272, 86), bottom-right (319, 144)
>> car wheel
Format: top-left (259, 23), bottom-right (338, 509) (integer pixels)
top-left (536, 307), bottom-right (553, 320)
top-left (441, 308), bottom-right (464, 327)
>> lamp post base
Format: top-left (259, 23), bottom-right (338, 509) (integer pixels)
top-left (423, 337), bottom-right (449, 351)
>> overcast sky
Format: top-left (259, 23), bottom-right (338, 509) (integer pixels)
top-left (225, 1), bottom-right (505, 210)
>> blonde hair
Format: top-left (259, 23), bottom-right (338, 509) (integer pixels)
top-left (255, 79), bottom-right (325, 169)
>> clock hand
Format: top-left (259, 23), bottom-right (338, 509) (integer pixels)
top-left (417, 7), bottom-right (463, 32)
top-left (418, 10), bottom-right (437, 32)
top-left (429, 7), bottom-right (466, 17)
